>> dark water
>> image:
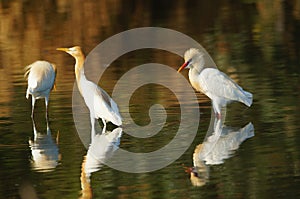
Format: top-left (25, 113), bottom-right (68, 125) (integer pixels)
top-left (0, 0), bottom-right (300, 198)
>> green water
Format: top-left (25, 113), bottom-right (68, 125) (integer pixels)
top-left (0, 0), bottom-right (299, 198)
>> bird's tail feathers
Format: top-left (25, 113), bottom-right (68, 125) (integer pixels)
top-left (24, 65), bottom-right (32, 79)
top-left (110, 113), bottom-right (122, 126)
top-left (26, 89), bottom-right (29, 99)
top-left (242, 91), bottom-right (253, 107)
top-left (109, 99), bottom-right (122, 126)
top-left (241, 122), bottom-right (254, 139)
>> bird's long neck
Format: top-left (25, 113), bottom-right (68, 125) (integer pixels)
top-left (74, 54), bottom-right (86, 95)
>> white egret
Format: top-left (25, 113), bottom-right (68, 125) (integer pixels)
top-left (56, 46), bottom-right (122, 135)
top-left (25, 61), bottom-right (56, 118)
top-left (178, 48), bottom-right (252, 118)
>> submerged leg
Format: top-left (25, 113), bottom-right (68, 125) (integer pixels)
top-left (31, 117), bottom-right (37, 139)
top-left (46, 116), bottom-right (51, 135)
top-left (45, 97), bottom-right (49, 120)
top-left (31, 97), bottom-right (36, 118)
top-left (102, 118), bottom-right (107, 128)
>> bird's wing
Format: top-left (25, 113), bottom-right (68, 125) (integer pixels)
top-left (80, 79), bottom-right (121, 125)
top-left (199, 68), bottom-right (249, 102)
top-left (94, 85), bottom-right (122, 124)
top-left (80, 80), bottom-right (111, 109)
top-left (27, 62), bottom-right (56, 93)
top-left (34, 67), bottom-right (56, 93)
top-left (24, 65), bottom-right (31, 79)
top-left (95, 86), bottom-right (112, 109)
top-left (51, 63), bottom-right (57, 91)
top-left (81, 82), bottom-right (107, 114)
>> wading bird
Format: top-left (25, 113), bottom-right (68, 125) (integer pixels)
top-left (56, 46), bottom-right (122, 136)
top-left (177, 48), bottom-right (252, 118)
top-left (25, 61), bottom-right (56, 118)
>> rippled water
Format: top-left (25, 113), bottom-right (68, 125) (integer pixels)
top-left (0, 1), bottom-right (300, 198)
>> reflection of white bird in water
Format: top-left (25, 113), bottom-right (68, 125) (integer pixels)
top-left (199, 120), bottom-right (254, 165)
top-left (57, 46), bottom-right (122, 136)
top-left (29, 119), bottom-right (60, 172)
top-left (25, 61), bottom-right (56, 118)
top-left (178, 48), bottom-right (252, 118)
top-left (80, 127), bottom-right (122, 199)
top-left (186, 114), bottom-right (254, 186)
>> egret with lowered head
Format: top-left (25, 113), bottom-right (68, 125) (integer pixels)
top-left (25, 61), bottom-right (56, 118)
top-left (56, 46), bottom-right (122, 135)
top-left (177, 48), bottom-right (252, 118)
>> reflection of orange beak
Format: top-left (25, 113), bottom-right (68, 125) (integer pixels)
top-left (185, 167), bottom-right (193, 174)
top-left (182, 164), bottom-right (193, 173)
top-left (177, 61), bottom-right (189, 73)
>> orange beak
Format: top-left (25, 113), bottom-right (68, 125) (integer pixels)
top-left (56, 47), bottom-right (69, 52)
top-left (177, 61), bottom-right (190, 73)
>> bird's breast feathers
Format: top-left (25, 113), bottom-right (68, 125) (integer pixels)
top-left (189, 69), bottom-right (207, 93)
top-left (190, 79), bottom-right (206, 93)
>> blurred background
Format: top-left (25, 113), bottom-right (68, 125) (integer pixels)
top-left (0, 0), bottom-right (299, 198)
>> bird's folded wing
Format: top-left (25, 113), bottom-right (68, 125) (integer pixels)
top-left (34, 72), bottom-right (55, 92)
top-left (27, 67), bottom-right (56, 93)
top-left (95, 86), bottom-right (112, 109)
top-left (199, 68), bottom-right (247, 101)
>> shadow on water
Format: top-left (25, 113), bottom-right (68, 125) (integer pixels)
top-left (187, 110), bottom-right (254, 187)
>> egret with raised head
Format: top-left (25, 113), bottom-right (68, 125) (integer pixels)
top-left (56, 46), bottom-right (122, 136)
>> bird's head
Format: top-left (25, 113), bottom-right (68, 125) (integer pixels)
top-left (177, 48), bottom-right (205, 73)
top-left (56, 46), bottom-right (83, 58)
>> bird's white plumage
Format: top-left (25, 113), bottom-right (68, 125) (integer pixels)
top-left (57, 46), bottom-right (122, 134)
top-left (26, 61), bottom-right (56, 98)
top-left (196, 68), bottom-right (252, 114)
top-left (199, 120), bottom-right (254, 165)
top-left (85, 127), bottom-right (122, 174)
top-left (29, 119), bottom-right (59, 172)
top-left (79, 75), bottom-right (122, 126)
top-left (25, 60), bottom-right (56, 117)
top-left (179, 48), bottom-right (252, 116)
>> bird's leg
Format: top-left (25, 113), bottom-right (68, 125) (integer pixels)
top-left (31, 97), bottom-right (36, 118)
top-left (102, 123), bottom-right (107, 135)
top-left (45, 97), bottom-right (49, 120)
top-left (31, 117), bottom-right (37, 139)
top-left (90, 115), bottom-right (96, 140)
top-left (102, 118), bottom-right (107, 128)
top-left (212, 101), bottom-right (222, 119)
top-left (46, 117), bottom-right (51, 136)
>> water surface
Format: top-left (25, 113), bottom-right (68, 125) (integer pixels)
top-left (0, 0), bottom-right (300, 198)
